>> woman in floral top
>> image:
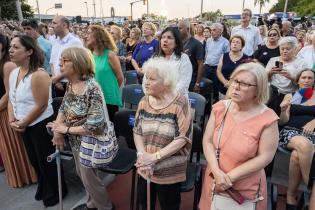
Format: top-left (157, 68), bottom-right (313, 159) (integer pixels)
top-left (47, 47), bottom-right (116, 210)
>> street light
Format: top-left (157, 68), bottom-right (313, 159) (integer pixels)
top-left (130, 0), bottom-right (144, 21)
top-left (84, 1), bottom-right (89, 18)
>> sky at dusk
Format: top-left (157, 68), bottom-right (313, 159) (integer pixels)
top-left (27, 0), bottom-right (279, 19)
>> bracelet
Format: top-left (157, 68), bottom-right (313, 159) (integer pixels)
top-left (66, 126), bottom-right (71, 135)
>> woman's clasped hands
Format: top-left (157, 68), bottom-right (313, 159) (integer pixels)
top-left (212, 168), bottom-right (233, 192)
top-left (135, 152), bottom-right (158, 177)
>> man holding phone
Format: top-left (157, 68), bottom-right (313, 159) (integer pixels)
top-left (266, 37), bottom-right (308, 115)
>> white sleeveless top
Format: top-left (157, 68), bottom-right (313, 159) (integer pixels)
top-left (9, 67), bottom-right (53, 126)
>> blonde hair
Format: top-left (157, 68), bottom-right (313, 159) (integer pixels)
top-left (61, 47), bottom-right (95, 80)
top-left (142, 57), bottom-right (178, 92)
top-left (131, 27), bottom-right (141, 41)
top-left (227, 62), bottom-right (269, 104)
top-left (142, 22), bottom-right (157, 36)
top-left (110, 25), bottom-right (122, 39)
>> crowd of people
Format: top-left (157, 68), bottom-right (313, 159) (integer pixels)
top-left (0, 7), bottom-right (315, 210)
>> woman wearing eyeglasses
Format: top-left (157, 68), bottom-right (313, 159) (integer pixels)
top-left (199, 62), bottom-right (279, 210)
top-left (216, 35), bottom-right (249, 99)
top-left (253, 28), bottom-right (281, 67)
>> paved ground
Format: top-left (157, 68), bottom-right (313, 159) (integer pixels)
top-left (0, 159), bottom-right (86, 210)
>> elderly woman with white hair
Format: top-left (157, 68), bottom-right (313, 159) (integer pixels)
top-left (266, 36), bottom-right (308, 115)
top-left (133, 57), bottom-right (192, 210)
top-left (297, 32), bottom-right (315, 69)
top-left (199, 62), bottom-right (279, 210)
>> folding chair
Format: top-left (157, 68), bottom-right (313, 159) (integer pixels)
top-left (199, 77), bottom-right (214, 117)
top-left (269, 147), bottom-right (310, 210)
top-left (188, 92), bottom-right (206, 127)
top-left (122, 84), bottom-right (145, 110)
top-left (100, 109), bottom-right (138, 210)
top-left (125, 70), bottom-right (138, 85)
top-left (180, 123), bottom-right (203, 210)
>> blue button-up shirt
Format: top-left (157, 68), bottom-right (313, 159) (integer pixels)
top-left (37, 35), bottom-right (52, 74)
top-left (204, 36), bottom-right (230, 66)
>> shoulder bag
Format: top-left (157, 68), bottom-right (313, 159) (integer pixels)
top-left (78, 84), bottom-right (118, 168)
top-left (211, 101), bottom-right (263, 210)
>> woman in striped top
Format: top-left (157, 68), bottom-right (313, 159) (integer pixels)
top-left (133, 57), bottom-right (192, 210)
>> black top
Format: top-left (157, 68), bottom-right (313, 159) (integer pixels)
top-left (183, 37), bottom-right (204, 85)
top-left (217, 52), bottom-right (249, 94)
top-left (253, 45), bottom-right (280, 66)
top-left (126, 41), bottom-right (137, 71)
top-left (287, 104), bottom-right (315, 129)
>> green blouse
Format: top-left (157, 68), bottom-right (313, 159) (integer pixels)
top-left (93, 49), bottom-right (122, 106)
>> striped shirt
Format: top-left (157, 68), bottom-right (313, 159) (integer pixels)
top-left (133, 94), bottom-right (192, 184)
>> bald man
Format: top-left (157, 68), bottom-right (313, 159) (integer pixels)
top-left (178, 20), bottom-right (204, 93)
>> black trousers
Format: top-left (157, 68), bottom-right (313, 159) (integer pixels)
top-left (22, 116), bottom-right (67, 204)
top-left (204, 64), bottom-right (219, 102)
top-left (106, 104), bottom-right (119, 122)
top-left (138, 176), bottom-right (181, 210)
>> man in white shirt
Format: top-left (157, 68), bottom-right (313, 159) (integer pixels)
top-left (50, 15), bottom-right (83, 97)
top-left (231, 8), bottom-right (262, 56)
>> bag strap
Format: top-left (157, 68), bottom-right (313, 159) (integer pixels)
top-left (215, 100), bottom-right (232, 162)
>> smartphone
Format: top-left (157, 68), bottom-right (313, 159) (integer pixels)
top-left (275, 61), bottom-right (283, 69)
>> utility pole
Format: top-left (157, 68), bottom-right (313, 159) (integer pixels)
top-left (36, 0), bottom-right (41, 22)
top-left (242, 0), bottom-right (245, 10)
top-left (283, 0), bottom-right (289, 19)
top-left (130, 2), bottom-right (134, 21)
top-left (100, 0), bottom-right (104, 23)
top-left (146, 0), bottom-right (149, 15)
top-left (15, 0), bottom-right (23, 22)
top-left (84, 1), bottom-right (89, 18)
top-left (200, 0), bottom-right (203, 20)
top-left (92, 0), bottom-right (96, 22)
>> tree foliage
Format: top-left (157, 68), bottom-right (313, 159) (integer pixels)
top-left (269, 0), bottom-right (315, 17)
top-left (197, 9), bottom-right (224, 22)
top-left (0, 0), bottom-right (34, 20)
top-left (141, 13), bottom-right (167, 22)
top-left (254, 0), bottom-right (270, 14)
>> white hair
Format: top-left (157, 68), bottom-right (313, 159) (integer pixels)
top-left (279, 36), bottom-right (298, 49)
top-left (282, 20), bottom-right (292, 26)
top-left (211, 23), bottom-right (223, 31)
top-left (142, 57), bottom-right (178, 91)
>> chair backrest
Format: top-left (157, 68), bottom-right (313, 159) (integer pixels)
top-left (188, 92), bottom-right (206, 126)
top-left (122, 84), bottom-right (145, 109)
top-left (199, 77), bottom-right (213, 97)
top-left (52, 97), bottom-right (63, 120)
top-left (114, 109), bottom-right (137, 149)
top-left (124, 70), bottom-right (138, 85)
top-left (190, 123), bottom-right (203, 163)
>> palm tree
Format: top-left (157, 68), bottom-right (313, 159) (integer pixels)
top-left (254, 0), bottom-right (270, 15)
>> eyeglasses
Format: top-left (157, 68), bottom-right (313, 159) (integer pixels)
top-left (268, 33), bottom-right (278, 37)
top-left (59, 58), bottom-right (71, 64)
top-left (231, 79), bottom-right (257, 89)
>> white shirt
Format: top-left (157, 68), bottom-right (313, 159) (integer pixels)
top-left (142, 53), bottom-right (193, 97)
top-left (50, 32), bottom-right (83, 80)
top-left (266, 56), bottom-right (309, 94)
top-left (9, 68), bottom-right (53, 126)
top-left (297, 45), bottom-right (315, 69)
top-left (231, 24), bottom-right (262, 56)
